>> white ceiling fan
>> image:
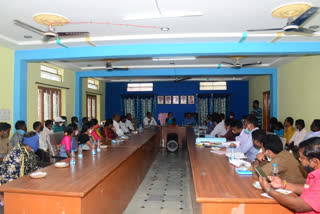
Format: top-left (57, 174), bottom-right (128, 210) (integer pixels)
top-left (221, 57), bottom-right (262, 69)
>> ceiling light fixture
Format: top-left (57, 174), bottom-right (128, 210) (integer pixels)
top-left (152, 57), bottom-right (196, 61)
top-left (161, 27), bottom-right (170, 31)
top-left (123, 11), bottom-right (203, 21)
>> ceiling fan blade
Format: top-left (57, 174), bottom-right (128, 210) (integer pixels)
top-left (293, 27), bottom-right (316, 34)
top-left (247, 28), bottom-right (283, 32)
top-left (42, 35), bottom-right (55, 42)
top-left (112, 67), bottom-right (129, 71)
top-left (57, 32), bottom-right (89, 37)
top-left (14, 19), bottom-right (45, 35)
top-left (221, 61), bottom-right (235, 66)
top-left (175, 77), bottom-right (192, 83)
top-left (291, 7), bottom-right (319, 27)
top-left (242, 62), bottom-right (262, 67)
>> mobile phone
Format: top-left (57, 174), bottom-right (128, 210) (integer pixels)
top-left (255, 166), bottom-right (271, 183)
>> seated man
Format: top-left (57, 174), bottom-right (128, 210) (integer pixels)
top-left (165, 112), bottom-right (176, 126)
top-left (274, 122), bottom-right (284, 137)
top-left (33, 121), bottom-right (50, 163)
top-left (119, 115), bottom-right (129, 134)
top-left (219, 118), bottom-right (235, 141)
top-left (10, 120), bottom-right (27, 147)
top-left (284, 117), bottom-right (296, 144)
top-left (253, 135), bottom-right (306, 184)
top-left (125, 113), bottom-right (135, 131)
top-left (112, 114), bottom-right (124, 136)
top-left (52, 117), bottom-right (66, 133)
top-left (0, 131), bottom-right (39, 185)
top-left (221, 116), bottom-right (260, 162)
top-left (143, 112), bottom-right (157, 127)
top-left (71, 116), bottom-right (79, 129)
top-left (183, 113), bottom-right (196, 126)
top-left (0, 123), bottom-right (12, 160)
top-left (205, 114), bottom-right (215, 134)
top-left (289, 119), bottom-right (308, 148)
top-left (210, 114), bottom-right (226, 137)
top-left (39, 120), bottom-right (53, 153)
top-left (259, 137), bottom-right (320, 213)
top-left (305, 119), bottom-right (320, 140)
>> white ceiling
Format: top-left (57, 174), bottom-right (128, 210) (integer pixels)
top-left (1, 0), bottom-right (320, 50)
top-left (0, 0), bottom-right (318, 73)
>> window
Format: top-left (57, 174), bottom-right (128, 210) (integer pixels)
top-left (127, 83), bottom-right (153, 92)
top-left (88, 78), bottom-right (99, 90)
top-left (38, 87), bottom-right (61, 123)
top-left (40, 65), bottom-right (62, 82)
top-left (200, 82), bottom-right (227, 90)
top-left (87, 95), bottom-right (97, 119)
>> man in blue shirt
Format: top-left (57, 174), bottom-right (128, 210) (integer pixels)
top-left (183, 113), bottom-right (196, 126)
top-left (251, 100), bottom-right (262, 128)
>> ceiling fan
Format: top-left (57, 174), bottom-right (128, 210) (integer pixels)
top-left (247, 7), bottom-right (319, 34)
top-left (221, 57), bottom-right (262, 69)
top-left (106, 62), bottom-right (129, 71)
top-left (14, 19), bottom-right (89, 41)
top-left (174, 77), bottom-right (192, 83)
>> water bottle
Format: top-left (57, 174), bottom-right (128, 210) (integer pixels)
top-left (70, 150), bottom-right (76, 166)
top-left (91, 142), bottom-right (96, 156)
top-left (78, 145), bottom-right (83, 159)
top-left (97, 140), bottom-right (101, 152)
top-left (272, 163), bottom-right (279, 176)
top-left (230, 147), bottom-right (235, 160)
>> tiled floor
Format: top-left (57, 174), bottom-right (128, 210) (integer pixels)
top-left (124, 148), bottom-right (193, 214)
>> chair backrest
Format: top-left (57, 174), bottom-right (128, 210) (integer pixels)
top-left (47, 132), bottom-right (65, 157)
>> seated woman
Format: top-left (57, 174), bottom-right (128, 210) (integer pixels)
top-left (252, 135), bottom-right (306, 184)
top-left (59, 124), bottom-right (78, 157)
top-left (102, 119), bottom-right (118, 141)
top-left (165, 112), bottom-right (176, 126)
top-left (0, 132), bottom-right (38, 185)
top-left (274, 122), bottom-right (284, 137)
top-left (78, 122), bottom-right (96, 150)
top-left (90, 118), bottom-right (102, 141)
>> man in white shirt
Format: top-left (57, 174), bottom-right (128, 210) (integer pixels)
top-left (113, 114), bottom-right (124, 136)
top-left (119, 115), bottom-right (129, 134)
top-left (125, 113), bottom-right (135, 131)
top-left (289, 119), bottom-right (308, 147)
top-left (39, 120), bottom-right (53, 152)
top-left (304, 119), bottom-right (320, 140)
top-left (210, 115), bottom-right (227, 137)
top-left (143, 112), bottom-right (157, 127)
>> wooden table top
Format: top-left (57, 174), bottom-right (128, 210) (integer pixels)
top-left (0, 129), bottom-right (159, 198)
top-left (187, 129), bottom-right (278, 204)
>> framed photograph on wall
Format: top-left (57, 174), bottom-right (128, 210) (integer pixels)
top-left (172, 96), bottom-right (179, 104)
top-left (165, 96), bottom-right (172, 104)
top-left (180, 96), bottom-right (187, 104)
top-left (188, 96), bottom-right (195, 104)
top-left (157, 96), bottom-right (164, 104)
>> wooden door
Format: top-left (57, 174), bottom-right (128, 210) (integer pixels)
top-left (263, 91), bottom-right (270, 131)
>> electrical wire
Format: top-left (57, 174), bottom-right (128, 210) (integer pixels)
top-left (154, 0), bottom-right (162, 14)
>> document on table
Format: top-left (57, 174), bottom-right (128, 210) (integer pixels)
top-left (261, 189), bottom-right (292, 199)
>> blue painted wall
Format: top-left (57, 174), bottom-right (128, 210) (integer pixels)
top-left (105, 81), bottom-right (249, 125)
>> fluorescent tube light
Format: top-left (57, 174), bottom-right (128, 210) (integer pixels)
top-left (123, 11), bottom-right (203, 21)
top-left (152, 57), bottom-right (196, 61)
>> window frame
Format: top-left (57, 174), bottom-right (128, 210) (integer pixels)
top-left (86, 94), bottom-right (97, 119)
top-left (40, 65), bottom-right (63, 82)
top-left (38, 86), bottom-right (62, 124)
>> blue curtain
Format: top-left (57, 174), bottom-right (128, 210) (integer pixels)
top-left (197, 94), bottom-right (231, 125)
top-left (121, 94), bottom-right (155, 127)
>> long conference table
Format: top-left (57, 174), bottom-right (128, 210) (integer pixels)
top-left (0, 126), bottom-right (294, 213)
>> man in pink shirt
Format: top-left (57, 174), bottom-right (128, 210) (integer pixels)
top-left (259, 137), bottom-right (320, 214)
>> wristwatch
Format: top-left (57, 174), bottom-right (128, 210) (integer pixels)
top-left (266, 187), bottom-right (273, 194)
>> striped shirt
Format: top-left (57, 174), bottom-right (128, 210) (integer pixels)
top-left (251, 107), bottom-right (262, 127)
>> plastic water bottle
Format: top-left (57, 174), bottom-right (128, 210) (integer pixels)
top-left (91, 142), bottom-right (96, 156)
top-left (272, 163), bottom-right (279, 176)
top-left (97, 140), bottom-right (101, 152)
top-left (230, 147), bottom-right (235, 160)
top-left (78, 145), bottom-right (83, 159)
top-left (70, 150), bottom-right (76, 166)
